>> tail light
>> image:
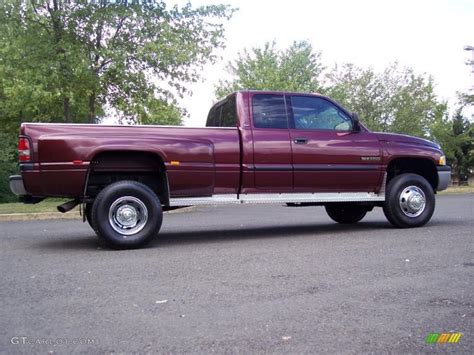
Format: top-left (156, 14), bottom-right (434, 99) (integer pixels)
top-left (18, 137), bottom-right (31, 162)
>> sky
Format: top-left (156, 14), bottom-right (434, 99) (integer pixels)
top-left (166, 0), bottom-right (474, 127)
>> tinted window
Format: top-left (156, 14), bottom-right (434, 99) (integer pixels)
top-left (206, 95), bottom-right (236, 127)
top-left (252, 94), bottom-right (288, 129)
top-left (220, 95), bottom-right (237, 127)
top-left (290, 96), bottom-right (352, 131)
top-left (206, 105), bottom-right (221, 127)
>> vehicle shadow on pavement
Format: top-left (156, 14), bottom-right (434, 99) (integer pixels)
top-left (153, 221), bottom-right (390, 247)
top-left (33, 219), bottom-right (449, 251)
top-left (32, 232), bottom-right (101, 251)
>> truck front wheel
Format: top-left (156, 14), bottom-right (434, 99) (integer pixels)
top-left (91, 180), bottom-right (163, 249)
top-left (383, 173), bottom-right (435, 228)
top-left (325, 203), bottom-right (367, 224)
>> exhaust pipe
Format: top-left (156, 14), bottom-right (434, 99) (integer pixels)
top-left (57, 199), bottom-right (80, 213)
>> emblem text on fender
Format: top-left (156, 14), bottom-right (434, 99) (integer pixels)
top-left (361, 156), bottom-right (381, 161)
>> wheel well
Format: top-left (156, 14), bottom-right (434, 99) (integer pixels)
top-left (386, 158), bottom-right (437, 191)
top-left (86, 151), bottom-right (169, 205)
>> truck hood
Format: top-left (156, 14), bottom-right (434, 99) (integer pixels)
top-left (374, 132), bottom-right (441, 150)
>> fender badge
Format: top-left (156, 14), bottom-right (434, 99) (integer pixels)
top-left (361, 156), bottom-right (381, 161)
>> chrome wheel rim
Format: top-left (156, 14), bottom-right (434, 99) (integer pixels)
top-left (399, 186), bottom-right (426, 218)
top-left (108, 196), bottom-right (148, 236)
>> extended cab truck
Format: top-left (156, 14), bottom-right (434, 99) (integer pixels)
top-left (10, 90), bottom-right (451, 248)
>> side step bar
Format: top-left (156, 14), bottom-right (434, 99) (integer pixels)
top-left (170, 192), bottom-right (385, 207)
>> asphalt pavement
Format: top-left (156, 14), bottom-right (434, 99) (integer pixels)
top-left (1, 194), bottom-right (473, 354)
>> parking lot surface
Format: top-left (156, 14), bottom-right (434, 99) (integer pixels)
top-left (1, 194), bottom-right (473, 353)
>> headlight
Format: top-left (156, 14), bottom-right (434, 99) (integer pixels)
top-left (439, 155), bottom-right (446, 166)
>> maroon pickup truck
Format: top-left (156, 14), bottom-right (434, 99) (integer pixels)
top-left (10, 90), bottom-right (451, 248)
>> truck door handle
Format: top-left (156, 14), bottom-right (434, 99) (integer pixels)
top-left (293, 138), bottom-right (308, 144)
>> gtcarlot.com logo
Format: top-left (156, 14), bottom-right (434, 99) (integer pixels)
top-left (11, 336), bottom-right (98, 346)
top-left (425, 332), bottom-right (463, 344)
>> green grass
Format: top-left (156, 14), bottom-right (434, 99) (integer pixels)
top-left (0, 198), bottom-right (76, 214)
top-left (439, 185), bottom-right (474, 195)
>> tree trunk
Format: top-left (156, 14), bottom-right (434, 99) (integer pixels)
top-left (88, 93), bottom-right (96, 123)
top-left (63, 96), bottom-right (70, 122)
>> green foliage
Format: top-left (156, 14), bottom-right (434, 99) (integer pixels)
top-left (0, 162), bottom-right (18, 203)
top-left (324, 63), bottom-right (386, 131)
top-left (0, 131), bottom-right (18, 203)
top-left (215, 40), bottom-right (323, 99)
top-left (217, 43), bottom-right (441, 138)
top-left (451, 112), bottom-right (473, 182)
top-left (0, 1), bottom-right (98, 127)
top-left (0, 0), bottom-right (235, 202)
top-left (215, 40), bottom-right (473, 182)
top-left (325, 63), bottom-right (440, 138)
top-left (429, 106), bottom-right (457, 163)
top-left (0, 0), bottom-right (235, 125)
top-left (430, 95), bottom-right (473, 183)
top-left (120, 98), bottom-right (184, 126)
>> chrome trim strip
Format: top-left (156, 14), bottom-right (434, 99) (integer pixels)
top-left (170, 192), bottom-right (385, 206)
top-left (39, 162), bottom-right (91, 166)
top-left (251, 164), bottom-right (381, 172)
top-left (292, 164), bottom-right (380, 171)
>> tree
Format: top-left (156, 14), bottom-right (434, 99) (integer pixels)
top-left (385, 66), bottom-right (439, 138)
top-left (215, 40), bottom-right (324, 99)
top-left (324, 63), bottom-right (386, 131)
top-left (325, 63), bottom-right (442, 137)
top-left (428, 105), bottom-right (456, 159)
top-left (451, 110), bottom-right (473, 183)
top-left (0, 0), bottom-right (235, 125)
top-left (0, 130), bottom-right (19, 203)
top-left (430, 112), bottom-right (473, 184)
top-left (0, 0), bottom-right (235, 202)
top-left (430, 93), bottom-right (473, 184)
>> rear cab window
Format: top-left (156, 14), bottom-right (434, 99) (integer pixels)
top-left (206, 94), bottom-right (237, 127)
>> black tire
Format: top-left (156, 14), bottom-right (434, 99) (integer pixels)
top-left (383, 173), bottom-right (435, 228)
top-left (325, 203), bottom-right (367, 224)
top-left (91, 180), bottom-right (163, 249)
top-left (85, 202), bottom-right (97, 232)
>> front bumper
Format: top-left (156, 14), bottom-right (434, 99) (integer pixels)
top-left (9, 175), bottom-right (27, 196)
top-left (437, 166), bottom-right (451, 191)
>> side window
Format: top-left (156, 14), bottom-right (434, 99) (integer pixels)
top-left (252, 94), bottom-right (288, 129)
top-left (290, 96), bottom-right (353, 131)
top-left (220, 95), bottom-right (236, 127)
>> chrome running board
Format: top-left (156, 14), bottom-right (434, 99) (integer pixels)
top-left (170, 192), bottom-right (385, 207)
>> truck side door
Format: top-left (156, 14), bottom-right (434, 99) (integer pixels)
top-left (288, 95), bottom-right (382, 192)
top-left (251, 94), bottom-right (293, 191)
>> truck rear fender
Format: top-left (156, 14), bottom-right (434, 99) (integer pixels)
top-left (85, 136), bottom-right (215, 205)
top-left (86, 150), bottom-right (170, 206)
